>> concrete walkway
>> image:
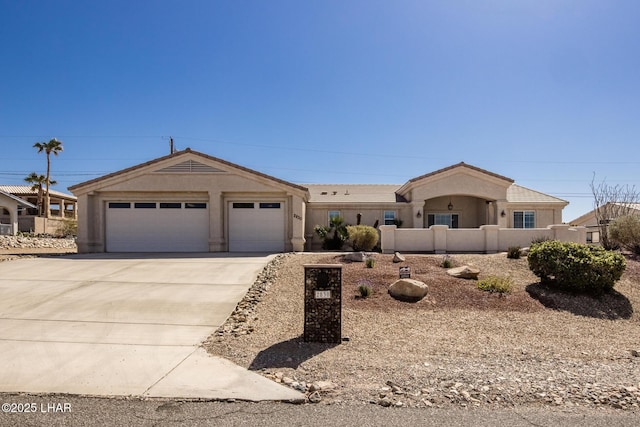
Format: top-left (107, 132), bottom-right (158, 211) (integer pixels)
top-left (0, 254), bottom-right (304, 401)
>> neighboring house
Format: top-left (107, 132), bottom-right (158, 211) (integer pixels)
top-left (0, 189), bottom-right (36, 235)
top-left (0, 185), bottom-right (78, 234)
top-left (69, 149), bottom-right (570, 253)
top-left (570, 203), bottom-right (640, 244)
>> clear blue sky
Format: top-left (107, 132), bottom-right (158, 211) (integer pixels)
top-left (1, 1), bottom-right (639, 222)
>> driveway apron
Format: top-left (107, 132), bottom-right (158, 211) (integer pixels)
top-left (0, 254), bottom-right (303, 401)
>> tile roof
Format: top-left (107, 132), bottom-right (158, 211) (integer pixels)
top-left (0, 189), bottom-right (37, 208)
top-left (69, 148), bottom-right (308, 194)
top-left (407, 162), bottom-right (514, 184)
top-left (0, 185), bottom-right (76, 201)
top-left (306, 184), bottom-right (405, 203)
top-left (506, 184), bottom-right (567, 204)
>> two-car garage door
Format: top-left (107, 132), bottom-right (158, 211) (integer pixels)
top-left (106, 202), bottom-right (209, 252)
top-left (105, 200), bottom-right (285, 252)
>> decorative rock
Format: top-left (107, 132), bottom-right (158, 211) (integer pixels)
top-left (308, 391), bottom-right (322, 403)
top-left (346, 251), bottom-right (367, 262)
top-left (392, 252), bottom-right (406, 263)
top-left (447, 265), bottom-right (480, 280)
top-left (310, 380), bottom-right (336, 392)
top-left (388, 279), bottom-right (429, 302)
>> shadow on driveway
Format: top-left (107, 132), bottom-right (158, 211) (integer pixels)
top-left (526, 283), bottom-right (633, 320)
top-left (249, 335), bottom-right (339, 370)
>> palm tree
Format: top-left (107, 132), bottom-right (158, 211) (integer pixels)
top-left (24, 172), bottom-right (52, 216)
top-left (33, 138), bottom-right (63, 218)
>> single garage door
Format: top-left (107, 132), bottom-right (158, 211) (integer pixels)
top-left (228, 202), bottom-right (285, 252)
top-left (106, 201), bottom-right (209, 252)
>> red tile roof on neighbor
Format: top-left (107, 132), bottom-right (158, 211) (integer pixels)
top-left (68, 148), bottom-right (309, 193)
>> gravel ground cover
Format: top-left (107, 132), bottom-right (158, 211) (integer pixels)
top-left (205, 251), bottom-right (640, 411)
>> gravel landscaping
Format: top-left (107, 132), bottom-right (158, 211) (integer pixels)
top-left (205, 251), bottom-right (640, 411)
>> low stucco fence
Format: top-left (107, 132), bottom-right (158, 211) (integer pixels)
top-left (379, 224), bottom-right (587, 254)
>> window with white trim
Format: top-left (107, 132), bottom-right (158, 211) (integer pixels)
top-left (513, 211), bottom-right (535, 228)
top-left (427, 213), bottom-right (459, 228)
top-left (384, 211), bottom-right (396, 225)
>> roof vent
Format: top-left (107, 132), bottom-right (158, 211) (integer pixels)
top-left (320, 191), bottom-right (328, 195)
top-left (332, 191), bottom-right (338, 195)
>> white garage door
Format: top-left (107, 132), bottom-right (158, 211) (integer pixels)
top-left (228, 202), bottom-right (285, 252)
top-left (106, 202), bottom-right (209, 252)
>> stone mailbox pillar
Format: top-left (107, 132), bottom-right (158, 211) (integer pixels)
top-left (304, 264), bottom-right (342, 343)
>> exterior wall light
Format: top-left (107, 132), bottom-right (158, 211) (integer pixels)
top-left (416, 210), bottom-right (422, 218)
top-left (501, 210), bottom-right (506, 217)
top-left (448, 201), bottom-right (453, 211)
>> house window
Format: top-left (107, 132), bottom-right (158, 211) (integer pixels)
top-left (513, 211), bottom-right (535, 228)
top-left (328, 210), bottom-right (341, 225)
top-left (427, 213), bottom-right (459, 228)
top-left (108, 202), bottom-right (131, 209)
top-left (232, 202), bottom-right (254, 209)
top-left (185, 202), bottom-right (207, 209)
top-left (134, 202), bottom-right (156, 209)
top-left (384, 211), bottom-right (396, 225)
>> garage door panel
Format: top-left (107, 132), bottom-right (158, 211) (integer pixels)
top-left (229, 202), bottom-right (285, 252)
top-left (106, 202), bottom-right (209, 252)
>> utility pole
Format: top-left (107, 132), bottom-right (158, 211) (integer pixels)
top-left (170, 136), bottom-right (174, 154)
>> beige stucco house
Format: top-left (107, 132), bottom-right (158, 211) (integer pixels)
top-left (69, 149), bottom-right (569, 253)
top-left (570, 203), bottom-right (640, 244)
top-left (0, 185), bottom-right (78, 234)
top-left (0, 189), bottom-right (36, 235)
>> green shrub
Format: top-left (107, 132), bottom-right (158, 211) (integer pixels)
top-left (527, 240), bottom-right (626, 295)
top-left (506, 246), bottom-right (521, 259)
top-left (531, 235), bottom-right (552, 245)
top-left (57, 219), bottom-right (78, 237)
top-left (365, 257), bottom-right (376, 268)
top-left (358, 284), bottom-right (373, 298)
top-left (477, 276), bottom-right (513, 295)
top-left (346, 225), bottom-right (379, 251)
top-left (356, 279), bottom-right (373, 298)
top-left (314, 216), bottom-right (349, 250)
top-left (441, 255), bottom-right (453, 268)
top-left (610, 215), bottom-right (640, 255)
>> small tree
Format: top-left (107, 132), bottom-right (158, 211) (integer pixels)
top-left (590, 173), bottom-right (640, 250)
top-left (24, 172), bottom-right (52, 216)
top-left (610, 215), bottom-right (640, 255)
top-left (33, 138), bottom-right (63, 218)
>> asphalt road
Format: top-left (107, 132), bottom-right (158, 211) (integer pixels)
top-left (0, 395), bottom-right (637, 427)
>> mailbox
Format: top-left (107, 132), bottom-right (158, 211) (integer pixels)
top-left (304, 264), bottom-right (342, 343)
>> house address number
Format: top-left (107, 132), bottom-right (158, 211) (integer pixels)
top-left (314, 290), bottom-right (331, 299)
top-left (293, 213), bottom-right (303, 220)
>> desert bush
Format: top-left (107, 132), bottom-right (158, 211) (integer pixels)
top-left (530, 235), bottom-right (552, 245)
top-left (365, 257), bottom-right (376, 268)
top-left (506, 246), bottom-right (521, 259)
top-left (356, 279), bottom-right (373, 298)
top-left (346, 225), bottom-right (379, 251)
top-left (314, 216), bottom-right (349, 250)
top-left (57, 218), bottom-right (78, 237)
top-left (477, 276), bottom-right (512, 295)
top-left (609, 215), bottom-right (640, 255)
top-left (528, 240), bottom-right (626, 295)
top-left (441, 255), bottom-right (453, 268)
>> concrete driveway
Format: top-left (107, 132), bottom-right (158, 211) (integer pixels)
top-left (0, 253), bottom-right (303, 401)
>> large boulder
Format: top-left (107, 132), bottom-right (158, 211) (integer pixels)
top-left (346, 251), bottom-right (367, 262)
top-left (392, 252), bottom-right (406, 263)
top-left (447, 265), bottom-right (480, 280)
top-left (388, 279), bottom-right (429, 302)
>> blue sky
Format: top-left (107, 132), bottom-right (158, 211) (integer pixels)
top-left (1, 0), bottom-right (639, 221)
